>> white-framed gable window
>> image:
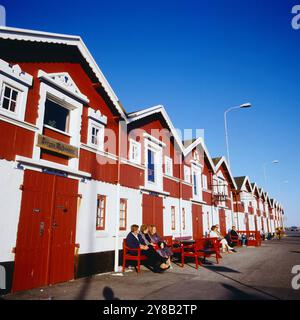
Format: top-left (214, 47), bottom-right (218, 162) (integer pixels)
top-left (144, 134), bottom-right (163, 192)
top-left (129, 139), bottom-right (141, 164)
top-left (184, 165), bottom-right (191, 183)
top-left (33, 70), bottom-right (89, 169)
top-left (0, 59), bottom-right (33, 122)
top-left (0, 84), bottom-right (20, 114)
top-left (202, 174), bottom-right (208, 190)
top-left (43, 97), bottom-right (70, 133)
top-left (192, 164), bottom-right (202, 201)
top-left (164, 156), bottom-right (173, 176)
top-left (89, 121), bottom-right (104, 150)
top-left (87, 108), bottom-right (107, 151)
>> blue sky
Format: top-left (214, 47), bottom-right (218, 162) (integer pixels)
top-left (2, 0), bottom-right (299, 225)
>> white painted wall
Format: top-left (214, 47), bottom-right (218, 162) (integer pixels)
top-left (0, 160), bottom-right (24, 262)
top-left (248, 214), bottom-right (255, 231)
top-left (237, 212), bottom-right (246, 230)
top-left (202, 204), bottom-right (212, 236)
top-left (181, 200), bottom-right (192, 237)
top-left (163, 196), bottom-right (180, 237)
top-left (225, 209), bottom-right (233, 233)
top-left (77, 179), bottom-right (142, 254)
top-left (212, 206), bottom-right (219, 226)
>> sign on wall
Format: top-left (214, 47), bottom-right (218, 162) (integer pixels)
top-left (37, 134), bottom-right (79, 158)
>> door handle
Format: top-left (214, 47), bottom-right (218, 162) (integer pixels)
top-left (39, 222), bottom-right (45, 236)
top-left (52, 222), bottom-right (59, 228)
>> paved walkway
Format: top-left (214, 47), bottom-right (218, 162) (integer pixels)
top-left (3, 232), bottom-right (300, 300)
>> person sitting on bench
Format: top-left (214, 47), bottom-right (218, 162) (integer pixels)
top-left (210, 225), bottom-right (236, 253)
top-left (149, 225), bottom-right (173, 267)
top-left (225, 226), bottom-right (237, 247)
top-left (137, 224), bottom-right (170, 272)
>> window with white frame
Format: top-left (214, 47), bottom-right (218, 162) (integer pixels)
top-left (184, 165), bottom-right (191, 183)
top-left (193, 171), bottom-right (198, 196)
top-left (129, 139), bottom-right (141, 164)
top-left (182, 207), bottom-right (186, 230)
top-left (144, 137), bottom-right (163, 191)
top-left (202, 174), bottom-right (208, 190)
top-left (44, 98), bottom-right (70, 133)
top-left (0, 60), bottom-right (32, 122)
top-left (0, 84), bottom-right (20, 114)
top-left (164, 156), bottom-right (173, 176)
top-left (213, 178), bottom-right (218, 194)
top-left (171, 206), bottom-right (176, 230)
top-left (192, 165), bottom-right (202, 201)
top-left (89, 121), bottom-right (104, 150)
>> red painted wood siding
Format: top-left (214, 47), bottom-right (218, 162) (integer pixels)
top-left (79, 148), bottom-right (117, 184)
top-left (120, 163), bottom-right (144, 189)
top-left (163, 177), bottom-right (179, 198)
top-left (0, 120), bottom-right (34, 160)
top-left (182, 183), bottom-right (192, 201)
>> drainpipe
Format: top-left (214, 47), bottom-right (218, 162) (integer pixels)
top-left (114, 118), bottom-right (123, 273)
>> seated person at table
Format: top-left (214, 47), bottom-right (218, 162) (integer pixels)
top-left (137, 224), bottom-right (170, 272)
top-left (149, 225), bottom-right (173, 266)
top-left (210, 225), bottom-right (236, 253)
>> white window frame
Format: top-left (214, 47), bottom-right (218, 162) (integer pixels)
top-left (88, 119), bottom-right (105, 151)
top-left (144, 138), bottom-right (163, 192)
top-left (184, 165), bottom-right (191, 183)
top-left (164, 156), bottom-right (173, 176)
top-left (202, 174), bottom-right (208, 190)
top-left (192, 164), bottom-right (202, 201)
top-left (129, 139), bottom-right (141, 164)
top-left (33, 71), bottom-right (87, 171)
top-left (0, 68), bottom-right (31, 122)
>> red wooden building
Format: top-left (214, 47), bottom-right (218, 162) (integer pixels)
top-left (0, 26), bottom-right (284, 294)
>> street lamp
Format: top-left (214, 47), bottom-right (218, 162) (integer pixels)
top-left (263, 160), bottom-right (279, 190)
top-left (224, 103), bottom-right (252, 168)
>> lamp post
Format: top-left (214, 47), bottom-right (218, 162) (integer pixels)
top-left (263, 160), bottom-right (279, 190)
top-left (224, 103), bottom-right (252, 168)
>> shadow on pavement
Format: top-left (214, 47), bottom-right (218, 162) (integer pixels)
top-left (103, 286), bottom-right (120, 300)
top-left (204, 266), bottom-right (240, 273)
top-left (290, 251), bottom-right (300, 254)
top-left (221, 283), bottom-right (264, 300)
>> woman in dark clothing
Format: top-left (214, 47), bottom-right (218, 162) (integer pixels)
top-left (139, 224), bottom-right (170, 272)
top-left (149, 225), bottom-right (173, 266)
top-left (126, 224), bottom-right (169, 273)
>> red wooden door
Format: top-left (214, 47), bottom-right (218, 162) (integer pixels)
top-left (13, 170), bottom-right (78, 292)
top-left (12, 170), bottom-right (54, 292)
top-left (192, 204), bottom-right (203, 239)
top-left (219, 209), bottom-right (226, 235)
top-left (142, 194), bottom-right (164, 236)
top-left (48, 176), bottom-right (78, 285)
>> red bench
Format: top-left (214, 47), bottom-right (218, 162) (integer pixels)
top-left (235, 231), bottom-right (262, 247)
top-left (229, 235), bottom-right (240, 247)
top-left (122, 239), bottom-right (147, 273)
top-left (181, 237), bottom-right (222, 269)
